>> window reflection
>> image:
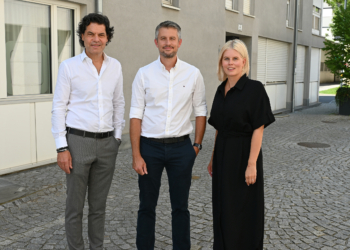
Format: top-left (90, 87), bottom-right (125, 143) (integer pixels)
top-left (5, 0), bottom-right (51, 96)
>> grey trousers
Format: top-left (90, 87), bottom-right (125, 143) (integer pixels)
top-left (65, 133), bottom-right (120, 250)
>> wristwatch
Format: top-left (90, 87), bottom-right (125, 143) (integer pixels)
top-left (57, 147), bottom-right (69, 153)
top-left (193, 143), bottom-right (202, 150)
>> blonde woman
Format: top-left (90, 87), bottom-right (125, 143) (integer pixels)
top-left (207, 40), bottom-right (275, 249)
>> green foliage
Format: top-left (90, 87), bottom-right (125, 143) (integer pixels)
top-left (335, 85), bottom-right (350, 106)
top-left (324, 0), bottom-right (346, 8)
top-left (319, 87), bottom-right (339, 95)
top-left (323, 5), bottom-right (350, 91)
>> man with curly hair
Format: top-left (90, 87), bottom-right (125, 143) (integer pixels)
top-left (51, 13), bottom-right (125, 250)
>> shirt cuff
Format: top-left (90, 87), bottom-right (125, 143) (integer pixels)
top-left (193, 105), bottom-right (208, 117)
top-left (55, 136), bottom-right (68, 149)
top-left (129, 107), bottom-right (144, 119)
top-left (114, 129), bottom-right (122, 140)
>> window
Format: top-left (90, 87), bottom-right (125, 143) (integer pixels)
top-left (161, 0), bottom-right (180, 9)
top-left (243, 0), bottom-right (251, 15)
top-left (162, 0), bottom-right (172, 5)
top-left (225, 0), bottom-right (237, 11)
top-left (320, 62), bottom-right (331, 72)
top-left (298, 0), bottom-right (303, 30)
top-left (2, 0), bottom-right (79, 97)
top-left (286, 0), bottom-right (303, 29)
top-left (322, 7), bottom-right (333, 37)
top-left (313, 5), bottom-right (321, 32)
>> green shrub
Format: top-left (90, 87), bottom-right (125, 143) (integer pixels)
top-left (335, 84), bottom-right (350, 106)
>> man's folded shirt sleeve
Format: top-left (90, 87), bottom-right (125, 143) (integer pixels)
top-left (129, 69), bottom-right (145, 120)
top-left (193, 69), bottom-right (208, 117)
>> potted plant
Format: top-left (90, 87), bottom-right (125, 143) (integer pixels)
top-left (335, 82), bottom-right (350, 115)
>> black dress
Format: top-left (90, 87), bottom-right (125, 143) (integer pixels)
top-left (208, 74), bottom-right (275, 250)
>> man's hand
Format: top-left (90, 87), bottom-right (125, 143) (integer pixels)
top-left (57, 150), bottom-right (72, 174)
top-left (133, 155), bottom-right (148, 175)
top-left (193, 146), bottom-right (199, 156)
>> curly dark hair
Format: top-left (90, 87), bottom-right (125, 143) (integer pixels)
top-left (77, 13), bottom-right (114, 47)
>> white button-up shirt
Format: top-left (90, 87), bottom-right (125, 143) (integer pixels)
top-left (130, 57), bottom-right (207, 138)
top-left (51, 50), bottom-right (125, 148)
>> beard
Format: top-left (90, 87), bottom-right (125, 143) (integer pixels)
top-left (160, 51), bottom-right (177, 58)
top-left (160, 48), bottom-right (177, 58)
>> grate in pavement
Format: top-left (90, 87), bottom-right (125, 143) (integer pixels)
top-left (297, 142), bottom-right (331, 148)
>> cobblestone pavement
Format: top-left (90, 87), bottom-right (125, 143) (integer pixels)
top-left (1, 102), bottom-right (350, 250)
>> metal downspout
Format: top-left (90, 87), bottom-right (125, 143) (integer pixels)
top-left (291, 0), bottom-right (299, 113)
top-left (96, 0), bottom-right (102, 14)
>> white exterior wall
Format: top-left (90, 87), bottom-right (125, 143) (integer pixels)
top-left (0, 0), bottom-right (84, 175)
top-left (0, 102), bottom-right (56, 175)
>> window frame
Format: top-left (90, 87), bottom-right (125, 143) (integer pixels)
top-left (286, 0), bottom-right (291, 27)
top-left (0, 0), bottom-right (81, 100)
top-left (243, 0), bottom-right (251, 15)
top-left (312, 5), bottom-right (321, 34)
top-left (225, 0), bottom-right (238, 12)
top-left (286, 0), bottom-right (303, 30)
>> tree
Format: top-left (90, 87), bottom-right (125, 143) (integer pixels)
top-left (323, 5), bottom-right (350, 84)
top-left (324, 0), bottom-right (347, 9)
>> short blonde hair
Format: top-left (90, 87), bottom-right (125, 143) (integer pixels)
top-left (217, 39), bottom-right (250, 82)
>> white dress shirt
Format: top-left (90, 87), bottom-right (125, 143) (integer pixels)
top-left (52, 50), bottom-right (125, 149)
top-left (130, 57), bottom-right (207, 138)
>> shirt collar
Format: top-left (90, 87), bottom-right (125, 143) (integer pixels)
top-left (218, 74), bottom-right (248, 94)
top-left (80, 49), bottom-right (109, 63)
top-left (157, 56), bottom-right (181, 71)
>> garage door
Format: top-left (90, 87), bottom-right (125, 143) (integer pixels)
top-left (295, 45), bottom-right (306, 106)
top-left (310, 48), bottom-right (320, 103)
top-left (257, 38), bottom-right (289, 111)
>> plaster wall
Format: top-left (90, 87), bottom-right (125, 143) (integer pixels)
top-left (103, 0), bottom-right (225, 137)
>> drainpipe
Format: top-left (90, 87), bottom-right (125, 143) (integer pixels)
top-left (291, 0), bottom-right (299, 113)
top-left (96, 0), bottom-right (102, 14)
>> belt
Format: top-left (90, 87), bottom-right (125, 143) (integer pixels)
top-left (67, 127), bottom-right (113, 139)
top-left (141, 134), bottom-right (189, 144)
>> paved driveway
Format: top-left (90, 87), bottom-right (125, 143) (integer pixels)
top-left (0, 102), bottom-right (349, 250)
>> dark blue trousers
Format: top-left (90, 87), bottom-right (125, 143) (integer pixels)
top-left (136, 137), bottom-right (197, 250)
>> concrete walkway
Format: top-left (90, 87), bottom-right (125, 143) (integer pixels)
top-left (0, 102), bottom-right (349, 250)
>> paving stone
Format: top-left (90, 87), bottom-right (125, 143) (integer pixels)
top-left (0, 102), bottom-right (349, 249)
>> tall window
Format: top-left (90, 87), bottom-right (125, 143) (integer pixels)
top-left (243, 0), bottom-right (251, 15)
top-left (3, 0), bottom-right (77, 97)
top-left (298, 0), bottom-right (303, 30)
top-left (313, 6), bottom-right (321, 33)
top-left (286, 0), bottom-right (303, 29)
top-left (57, 8), bottom-right (74, 65)
top-left (225, 0), bottom-right (237, 11)
top-left (286, 0), bottom-right (291, 26)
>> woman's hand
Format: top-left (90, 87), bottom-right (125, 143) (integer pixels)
top-left (207, 160), bottom-right (213, 177)
top-left (245, 162), bottom-right (257, 186)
